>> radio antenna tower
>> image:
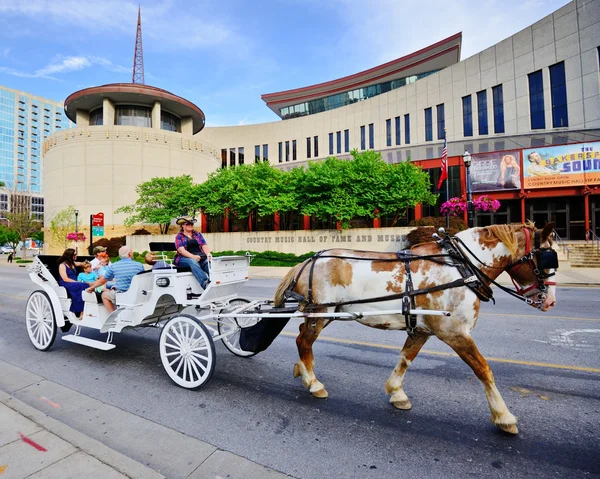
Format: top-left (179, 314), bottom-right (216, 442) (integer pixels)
top-left (132, 6), bottom-right (145, 84)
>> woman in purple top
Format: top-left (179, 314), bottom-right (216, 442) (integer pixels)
top-left (57, 248), bottom-right (91, 319)
top-left (174, 216), bottom-right (212, 289)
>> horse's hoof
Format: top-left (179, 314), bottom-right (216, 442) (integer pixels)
top-left (391, 400), bottom-right (412, 410)
top-left (497, 423), bottom-right (519, 435)
top-left (293, 363), bottom-right (301, 378)
top-left (311, 388), bottom-right (328, 399)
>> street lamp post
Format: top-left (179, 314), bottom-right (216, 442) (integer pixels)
top-left (463, 151), bottom-right (474, 228)
top-left (75, 208), bottom-right (79, 254)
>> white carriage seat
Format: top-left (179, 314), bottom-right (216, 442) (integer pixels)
top-left (115, 271), bottom-right (154, 307)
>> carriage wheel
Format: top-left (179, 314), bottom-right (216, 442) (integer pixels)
top-left (218, 298), bottom-right (259, 357)
top-left (159, 314), bottom-right (216, 389)
top-left (25, 291), bottom-right (57, 351)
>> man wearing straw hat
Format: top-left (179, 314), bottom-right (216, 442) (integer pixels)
top-left (174, 216), bottom-right (212, 289)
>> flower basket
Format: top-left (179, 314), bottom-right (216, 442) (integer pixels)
top-left (440, 198), bottom-right (467, 217)
top-left (473, 195), bottom-right (501, 212)
top-left (66, 232), bottom-right (87, 242)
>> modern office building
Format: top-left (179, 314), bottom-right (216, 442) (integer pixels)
top-left (198, 0), bottom-right (600, 240)
top-left (0, 85), bottom-right (74, 219)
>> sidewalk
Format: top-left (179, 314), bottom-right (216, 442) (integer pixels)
top-left (0, 361), bottom-right (293, 479)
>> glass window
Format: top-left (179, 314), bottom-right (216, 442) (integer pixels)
top-left (463, 95), bottom-right (473, 137)
top-left (238, 147), bottom-right (244, 165)
top-left (278, 142), bottom-right (282, 163)
top-left (344, 129), bottom-right (349, 152)
top-left (336, 131), bottom-right (341, 154)
top-left (89, 108), bottom-right (103, 126)
top-left (263, 144), bottom-right (268, 162)
top-left (285, 141), bottom-right (290, 162)
top-left (404, 114), bottom-right (410, 144)
top-left (492, 85), bottom-right (505, 134)
top-left (255, 145), bottom-right (260, 163)
top-left (329, 133), bottom-right (334, 155)
top-left (360, 125), bottom-right (365, 150)
top-left (425, 108), bottom-right (432, 141)
top-left (528, 70), bottom-right (546, 130)
top-left (292, 140), bottom-right (297, 161)
top-left (314, 136), bottom-right (318, 157)
top-left (115, 106), bottom-right (151, 127)
top-left (221, 149), bottom-right (227, 169)
top-left (160, 110), bottom-right (181, 132)
top-left (386, 119), bottom-right (392, 147)
top-left (229, 147), bottom-right (235, 167)
top-left (306, 137), bottom-right (311, 158)
top-left (369, 123), bottom-right (374, 149)
top-left (395, 116), bottom-right (401, 145)
top-left (477, 90), bottom-right (488, 135)
top-left (550, 61), bottom-right (568, 128)
top-left (437, 104), bottom-right (445, 140)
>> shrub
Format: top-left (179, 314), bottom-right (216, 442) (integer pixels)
top-left (131, 228), bottom-right (152, 235)
top-left (15, 259), bottom-right (33, 263)
top-left (90, 236), bottom-right (126, 258)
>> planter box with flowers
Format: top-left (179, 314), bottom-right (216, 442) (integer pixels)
top-left (440, 195), bottom-right (501, 217)
top-left (66, 232), bottom-right (87, 249)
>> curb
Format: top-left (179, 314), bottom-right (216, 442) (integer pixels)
top-left (0, 389), bottom-right (165, 479)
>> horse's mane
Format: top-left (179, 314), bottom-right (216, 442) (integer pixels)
top-left (479, 221), bottom-right (535, 261)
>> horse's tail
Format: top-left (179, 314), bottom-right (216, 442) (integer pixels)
top-left (274, 260), bottom-right (307, 307)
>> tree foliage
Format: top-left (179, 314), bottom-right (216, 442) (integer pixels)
top-left (0, 225), bottom-right (20, 250)
top-left (115, 175), bottom-right (199, 234)
top-left (124, 152), bottom-right (437, 230)
top-left (5, 211), bottom-right (41, 258)
top-left (49, 206), bottom-right (77, 250)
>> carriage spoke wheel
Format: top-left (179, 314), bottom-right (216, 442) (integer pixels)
top-left (159, 314), bottom-right (216, 389)
top-left (218, 298), bottom-right (259, 357)
top-left (25, 291), bottom-right (57, 351)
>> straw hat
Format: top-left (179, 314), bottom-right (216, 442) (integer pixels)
top-left (175, 216), bottom-right (197, 226)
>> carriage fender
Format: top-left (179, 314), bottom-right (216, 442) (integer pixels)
top-left (31, 282), bottom-right (67, 328)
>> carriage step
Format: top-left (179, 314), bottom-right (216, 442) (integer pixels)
top-left (62, 335), bottom-right (116, 351)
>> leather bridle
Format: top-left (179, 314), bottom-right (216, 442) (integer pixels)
top-left (506, 228), bottom-right (557, 306)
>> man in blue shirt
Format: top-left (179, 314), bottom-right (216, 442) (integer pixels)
top-left (87, 246), bottom-right (144, 313)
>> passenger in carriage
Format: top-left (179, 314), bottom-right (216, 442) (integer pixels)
top-left (86, 246), bottom-right (144, 313)
top-left (57, 248), bottom-right (91, 319)
top-left (76, 261), bottom-right (98, 284)
top-left (174, 216), bottom-right (212, 289)
top-left (90, 245), bottom-right (107, 272)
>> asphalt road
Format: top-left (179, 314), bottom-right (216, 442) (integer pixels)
top-left (1, 265), bottom-right (599, 478)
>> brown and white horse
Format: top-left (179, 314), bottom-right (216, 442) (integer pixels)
top-left (274, 222), bottom-right (557, 434)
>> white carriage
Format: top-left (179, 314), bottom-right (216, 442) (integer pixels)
top-left (25, 251), bottom-right (260, 389)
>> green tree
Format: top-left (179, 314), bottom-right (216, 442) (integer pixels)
top-left (116, 175), bottom-right (197, 234)
top-left (0, 225), bottom-right (20, 251)
top-left (5, 212), bottom-right (41, 258)
top-left (197, 162), bottom-right (298, 219)
top-left (49, 206), bottom-right (77, 250)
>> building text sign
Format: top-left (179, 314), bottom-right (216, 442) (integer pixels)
top-left (523, 142), bottom-right (600, 189)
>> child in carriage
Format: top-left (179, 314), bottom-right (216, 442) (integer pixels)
top-left (77, 261), bottom-right (98, 284)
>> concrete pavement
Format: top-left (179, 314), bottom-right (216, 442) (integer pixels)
top-left (0, 360), bottom-right (293, 479)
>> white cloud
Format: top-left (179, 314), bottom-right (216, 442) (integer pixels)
top-left (0, 55), bottom-right (129, 80)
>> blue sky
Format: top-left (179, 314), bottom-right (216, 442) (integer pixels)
top-left (0, 0), bottom-right (570, 127)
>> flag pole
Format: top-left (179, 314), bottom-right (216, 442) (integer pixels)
top-left (445, 129), bottom-right (449, 229)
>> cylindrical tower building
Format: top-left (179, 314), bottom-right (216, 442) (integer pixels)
top-left (43, 83), bottom-right (220, 252)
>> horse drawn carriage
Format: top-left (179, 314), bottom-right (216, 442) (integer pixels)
top-left (25, 223), bottom-right (558, 434)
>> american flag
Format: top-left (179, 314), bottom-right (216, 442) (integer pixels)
top-left (437, 136), bottom-right (448, 190)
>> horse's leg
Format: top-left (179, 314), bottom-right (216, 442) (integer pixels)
top-left (443, 334), bottom-right (518, 434)
top-left (293, 316), bottom-right (330, 398)
top-left (384, 333), bottom-right (429, 410)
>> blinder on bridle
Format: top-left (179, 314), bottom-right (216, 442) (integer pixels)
top-left (508, 227), bottom-right (558, 307)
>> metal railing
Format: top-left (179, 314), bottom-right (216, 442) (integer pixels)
top-left (552, 230), bottom-right (570, 259)
top-left (586, 229), bottom-right (600, 253)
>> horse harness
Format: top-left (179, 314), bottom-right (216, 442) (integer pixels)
top-left (284, 228), bottom-right (558, 336)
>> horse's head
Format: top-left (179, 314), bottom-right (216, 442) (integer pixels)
top-left (506, 222), bottom-right (557, 311)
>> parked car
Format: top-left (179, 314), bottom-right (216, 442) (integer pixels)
top-left (0, 245), bottom-right (14, 254)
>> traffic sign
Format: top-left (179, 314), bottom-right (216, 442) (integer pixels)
top-left (92, 226), bottom-right (104, 236)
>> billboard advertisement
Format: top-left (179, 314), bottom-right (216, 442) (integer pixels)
top-left (523, 142), bottom-right (600, 189)
top-left (470, 151), bottom-right (521, 192)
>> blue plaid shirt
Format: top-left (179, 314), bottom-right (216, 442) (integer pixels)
top-left (174, 230), bottom-right (207, 265)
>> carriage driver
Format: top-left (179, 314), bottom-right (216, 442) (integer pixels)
top-left (174, 216), bottom-right (212, 289)
top-left (86, 246), bottom-right (144, 313)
